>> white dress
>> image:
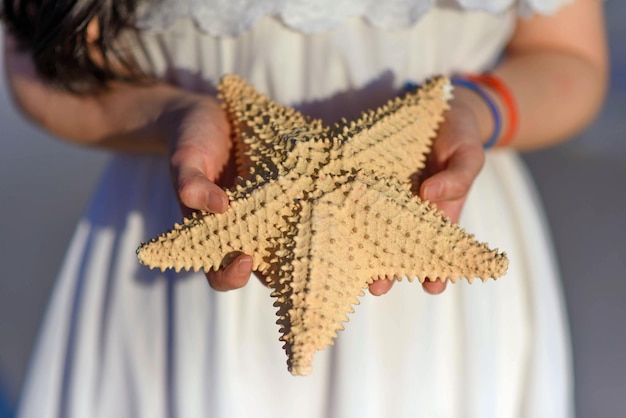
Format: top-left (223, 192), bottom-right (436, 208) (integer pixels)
top-left (18, 1), bottom-right (574, 417)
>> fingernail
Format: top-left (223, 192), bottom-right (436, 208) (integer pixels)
top-left (206, 191), bottom-right (228, 213)
top-left (237, 257), bottom-right (253, 275)
top-left (423, 182), bottom-right (442, 200)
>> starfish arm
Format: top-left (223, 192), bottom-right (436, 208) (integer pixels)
top-left (218, 75), bottom-right (329, 175)
top-left (315, 172), bottom-right (509, 284)
top-left (269, 197), bottom-right (365, 376)
top-left (267, 198), bottom-right (318, 376)
top-left (280, 261), bottom-right (364, 377)
top-left (333, 77), bottom-right (452, 184)
top-left (136, 180), bottom-right (292, 273)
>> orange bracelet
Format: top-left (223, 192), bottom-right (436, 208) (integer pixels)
top-left (466, 74), bottom-right (519, 147)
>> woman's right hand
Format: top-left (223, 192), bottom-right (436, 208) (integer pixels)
top-left (161, 93), bottom-right (254, 291)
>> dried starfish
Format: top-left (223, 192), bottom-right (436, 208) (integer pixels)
top-left (137, 74), bottom-right (509, 376)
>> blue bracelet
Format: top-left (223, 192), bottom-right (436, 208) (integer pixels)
top-left (450, 77), bottom-right (502, 149)
top-left (404, 81), bottom-right (420, 92)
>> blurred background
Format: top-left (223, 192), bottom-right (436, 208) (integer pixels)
top-left (1, 3), bottom-right (625, 417)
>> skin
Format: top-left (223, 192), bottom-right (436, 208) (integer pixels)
top-left (3, 0), bottom-right (607, 296)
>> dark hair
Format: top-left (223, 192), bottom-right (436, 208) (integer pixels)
top-left (2, 0), bottom-right (144, 92)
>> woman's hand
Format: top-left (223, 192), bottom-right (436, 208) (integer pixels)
top-left (368, 87), bottom-right (486, 297)
top-left (163, 94), bottom-right (254, 291)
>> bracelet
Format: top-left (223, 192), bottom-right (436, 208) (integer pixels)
top-left (404, 81), bottom-right (420, 92)
top-left (465, 74), bottom-right (519, 147)
top-left (451, 77), bottom-right (502, 149)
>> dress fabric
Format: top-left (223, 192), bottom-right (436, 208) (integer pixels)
top-left (18, 3), bottom-right (574, 418)
top-left (135, 0), bottom-right (573, 35)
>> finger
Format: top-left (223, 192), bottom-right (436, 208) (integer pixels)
top-left (171, 146), bottom-right (229, 213)
top-left (178, 170), bottom-right (229, 213)
top-left (420, 143), bottom-right (484, 205)
top-left (422, 279), bottom-right (447, 295)
top-left (205, 254), bottom-right (253, 291)
top-left (369, 277), bottom-right (394, 296)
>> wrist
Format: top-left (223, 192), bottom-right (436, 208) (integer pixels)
top-left (450, 84), bottom-right (496, 146)
top-left (450, 75), bottom-right (519, 149)
top-left (154, 86), bottom-right (221, 154)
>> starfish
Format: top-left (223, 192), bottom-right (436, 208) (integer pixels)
top-left (137, 74), bottom-right (509, 376)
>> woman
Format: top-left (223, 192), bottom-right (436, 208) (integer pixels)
top-left (2, 0), bottom-right (607, 416)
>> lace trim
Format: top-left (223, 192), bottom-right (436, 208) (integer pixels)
top-left (135, 0), bottom-right (573, 36)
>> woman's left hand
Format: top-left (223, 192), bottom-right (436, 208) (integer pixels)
top-left (368, 87), bottom-right (486, 296)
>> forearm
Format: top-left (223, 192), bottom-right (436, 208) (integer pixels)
top-left (492, 50), bottom-right (607, 150)
top-left (457, 51), bottom-right (607, 151)
top-left (455, 0), bottom-right (608, 151)
top-left (4, 35), bottom-right (194, 154)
